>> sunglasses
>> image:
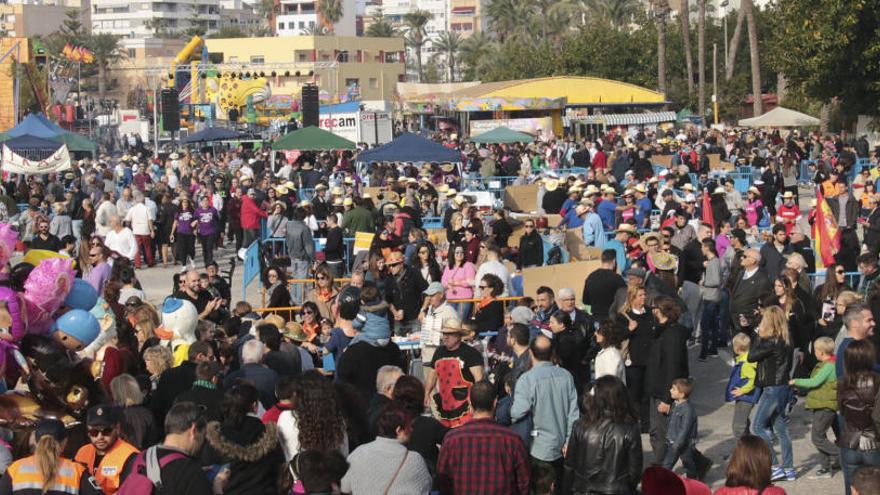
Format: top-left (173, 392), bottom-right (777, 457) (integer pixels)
top-left (87, 427), bottom-right (114, 437)
top-left (836, 270), bottom-right (845, 275)
top-left (524, 225), bottom-right (534, 229)
top-left (479, 285), bottom-right (489, 289)
top-left (303, 310), bottom-right (314, 314)
top-left (316, 275), bottom-right (327, 280)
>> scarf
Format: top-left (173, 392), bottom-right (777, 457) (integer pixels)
top-left (316, 287), bottom-right (335, 302)
top-left (478, 295), bottom-right (495, 310)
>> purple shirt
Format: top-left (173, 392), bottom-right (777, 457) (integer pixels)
top-left (85, 262), bottom-right (111, 295)
top-left (175, 210), bottom-right (195, 235)
top-left (195, 207), bottom-right (219, 236)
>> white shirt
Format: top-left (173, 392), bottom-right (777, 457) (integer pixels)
top-left (125, 203), bottom-right (152, 236)
top-left (594, 347), bottom-right (626, 384)
top-left (145, 197), bottom-right (158, 221)
top-left (277, 410), bottom-right (348, 462)
top-left (743, 266), bottom-right (759, 280)
top-left (95, 201), bottom-right (117, 236)
top-left (104, 227), bottom-right (137, 260)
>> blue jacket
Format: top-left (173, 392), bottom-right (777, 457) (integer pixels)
top-left (725, 357), bottom-right (760, 404)
top-left (636, 197), bottom-right (652, 227)
top-left (666, 400), bottom-right (698, 450)
top-left (510, 361), bottom-right (579, 462)
top-left (597, 200), bottom-right (617, 230)
top-left (605, 239), bottom-right (628, 273)
top-left (582, 212), bottom-right (606, 249)
top-left (495, 395), bottom-right (533, 451)
top-left (563, 208), bottom-right (585, 229)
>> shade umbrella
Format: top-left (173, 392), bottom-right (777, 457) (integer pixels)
top-left (469, 126), bottom-right (535, 144)
top-left (271, 126), bottom-right (357, 151)
top-left (355, 132), bottom-right (462, 163)
top-left (50, 132), bottom-right (97, 153)
top-left (738, 106), bottom-right (821, 128)
top-left (181, 127), bottom-right (247, 144)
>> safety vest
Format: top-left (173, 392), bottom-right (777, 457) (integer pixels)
top-left (6, 455), bottom-right (85, 494)
top-left (74, 439), bottom-right (139, 494)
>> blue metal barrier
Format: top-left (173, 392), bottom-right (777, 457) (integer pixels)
top-left (422, 216), bottom-right (443, 230)
top-left (557, 168), bottom-right (589, 176)
top-left (263, 237), bottom-right (286, 258)
top-left (799, 160), bottom-right (817, 184)
top-left (242, 240), bottom-right (261, 297)
top-left (807, 271), bottom-right (861, 291)
top-left (16, 203), bottom-right (27, 213)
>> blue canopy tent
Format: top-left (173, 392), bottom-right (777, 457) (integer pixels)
top-left (181, 127), bottom-right (247, 144)
top-left (2, 113), bottom-right (97, 154)
top-left (4, 135), bottom-right (63, 155)
top-left (355, 132), bottom-right (463, 164)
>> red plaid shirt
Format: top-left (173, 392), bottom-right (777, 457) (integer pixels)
top-left (436, 417), bottom-right (530, 495)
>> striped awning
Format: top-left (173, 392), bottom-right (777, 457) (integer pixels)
top-left (573, 111), bottom-right (677, 126)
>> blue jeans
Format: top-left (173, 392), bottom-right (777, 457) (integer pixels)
top-left (840, 447), bottom-right (880, 495)
top-left (289, 259), bottom-right (310, 305)
top-left (449, 301), bottom-right (473, 321)
top-left (700, 299), bottom-right (720, 358)
top-left (751, 385), bottom-right (793, 469)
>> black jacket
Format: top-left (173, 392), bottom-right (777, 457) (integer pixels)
top-left (518, 230), bottom-right (543, 269)
top-left (645, 322), bottom-right (690, 404)
top-left (150, 360), bottom-right (197, 426)
top-left (863, 207), bottom-right (880, 249)
top-left (395, 265), bottom-right (428, 321)
top-left (729, 270), bottom-right (771, 324)
top-left (759, 242), bottom-right (792, 281)
top-left (562, 418), bottom-right (643, 495)
top-left (748, 337), bottom-right (793, 387)
top-left (826, 193), bottom-right (859, 229)
top-left (203, 418), bottom-right (284, 495)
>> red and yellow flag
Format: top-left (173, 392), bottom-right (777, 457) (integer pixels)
top-left (812, 187), bottom-right (840, 270)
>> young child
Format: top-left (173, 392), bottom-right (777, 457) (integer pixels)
top-left (790, 336), bottom-right (839, 478)
top-left (726, 333), bottom-right (759, 439)
top-left (352, 282), bottom-right (391, 344)
top-left (663, 378), bottom-right (700, 478)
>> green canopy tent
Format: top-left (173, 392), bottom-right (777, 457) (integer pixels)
top-left (469, 126), bottom-right (535, 144)
top-left (271, 126), bottom-right (357, 151)
top-left (50, 133), bottom-right (97, 153)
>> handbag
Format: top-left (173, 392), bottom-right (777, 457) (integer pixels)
top-left (383, 450), bottom-right (409, 495)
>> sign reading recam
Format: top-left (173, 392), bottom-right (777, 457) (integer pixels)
top-left (319, 110), bottom-right (393, 144)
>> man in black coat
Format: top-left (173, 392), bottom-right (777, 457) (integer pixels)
top-left (759, 223), bottom-right (792, 281)
top-left (729, 248), bottom-right (771, 335)
top-left (174, 360), bottom-right (225, 422)
top-left (541, 180), bottom-right (567, 215)
top-left (582, 249), bottom-right (626, 321)
top-left (150, 341), bottom-right (215, 427)
top-left (863, 196), bottom-right (880, 258)
top-left (517, 220), bottom-right (543, 269)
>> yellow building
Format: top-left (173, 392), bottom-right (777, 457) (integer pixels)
top-left (0, 38), bottom-right (30, 132)
top-left (448, 0), bottom-right (486, 37)
top-left (204, 36), bottom-right (406, 101)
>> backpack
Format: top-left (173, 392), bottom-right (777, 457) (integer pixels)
top-left (117, 446), bottom-right (186, 495)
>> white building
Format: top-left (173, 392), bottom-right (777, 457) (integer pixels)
top-left (363, 0), bottom-right (446, 79)
top-left (277, 0), bottom-right (356, 36)
top-left (218, 0), bottom-right (262, 33)
top-left (90, 0), bottom-right (221, 39)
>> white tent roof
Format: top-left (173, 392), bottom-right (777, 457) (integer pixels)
top-left (738, 106), bottom-right (820, 128)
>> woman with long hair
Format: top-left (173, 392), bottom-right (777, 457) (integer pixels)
top-left (305, 263), bottom-right (338, 323)
top-left (473, 273), bottom-right (505, 333)
top-left (615, 190), bottom-right (637, 225)
top-left (814, 263), bottom-right (851, 324)
top-left (142, 345), bottom-right (173, 395)
top-left (170, 196), bottom-right (196, 266)
top-left (715, 435), bottom-right (787, 495)
top-left (0, 419), bottom-right (97, 494)
top-left (109, 373), bottom-right (159, 449)
top-left (413, 242), bottom-right (442, 285)
top-left (392, 375), bottom-right (448, 475)
top-left (442, 244), bottom-right (477, 320)
top-left (278, 371), bottom-right (349, 462)
top-left (80, 197), bottom-right (96, 240)
top-left (617, 285), bottom-right (653, 431)
top-left (594, 320), bottom-right (626, 383)
top-left (447, 211), bottom-right (465, 245)
top-left (837, 339), bottom-right (880, 495)
top-left (772, 276), bottom-right (810, 376)
top-left (744, 187), bottom-right (764, 227)
top-left (562, 376), bottom-right (642, 495)
top-left (748, 306), bottom-right (796, 482)
top-left (203, 382), bottom-right (284, 495)
top-left (266, 201), bottom-right (287, 238)
top-left (263, 266), bottom-right (292, 316)
top-left (489, 208), bottom-right (512, 250)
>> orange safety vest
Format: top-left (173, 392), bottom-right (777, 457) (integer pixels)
top-left (6, 455), bottom-right (85, 494)
top-left (74, 439), bottom-right (139, 494)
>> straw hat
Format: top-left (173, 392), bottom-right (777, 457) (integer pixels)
top-left (437, 184), bottom-right (450, 193)
top-left (616, 223), bottom-right (637, 234)
top-left (331, 186), bottom-right (344, 196)
top-left (748, 186), bottom-right (760, 195)
top-left (333, 197), bottom-right (343, 207)
top-left (440, 318), bottom-right (467, 335)
top-left (544, 179), bottom-right (559, 192)
top-left (446, 188), bottom-right (458, 198)
top-left (568, 186), bottom-right (583, 194)
top-left (385, 251), bottom-right (404, 265)
top-left (271, 201), bottom-right (287, 212)
top-left (782, 191), bottom-right (794, 200)
top-left (652, 251), bottom-right (679, 272)
top-left (713, 186), bottom-right (726, 195)
top-left (315, 183), bottom-right (328, 191)
top-left (440, 163), bottom-right (455, 172)
top-left (259, 314), bottom-right (285, 331)
top-left (299, 199), bottom-right (311, 208)
top-left (584, 185), bottom-right (600, 196)
top-left (682, 183), bottom-right (695, 191)
top-left (283, 321), bottom-right (308, 342)
top-left (633, 184), bottom-right (647, 194)
top-left (343, 198), bottom-right (353, 206)
top-left (453, 195), bottom-right (467, 206)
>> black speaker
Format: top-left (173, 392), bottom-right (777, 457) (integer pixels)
top-left (160, 88), bottom-right (180, 132)
top-left (228, 108), bottom-right (239, 123)
top-left (302, 84), bottom-right (319, 128)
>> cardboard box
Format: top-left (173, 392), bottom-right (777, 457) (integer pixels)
top-left (504, 184), bottom-right (539, 212)
top-left (522, 260), bottom-right (603, 303)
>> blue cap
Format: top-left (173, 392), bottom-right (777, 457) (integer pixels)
top-left (163, 297), bottom-right (184, 313)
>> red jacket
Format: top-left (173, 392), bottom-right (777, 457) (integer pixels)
top-left (240, 195), bottom-right (267, 229)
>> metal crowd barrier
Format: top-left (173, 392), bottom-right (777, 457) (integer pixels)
top-left (808, 271), bottom-right (861, 292)
top-left (256, 296), bottom-right (524, 321)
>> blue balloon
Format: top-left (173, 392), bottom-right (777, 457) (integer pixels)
top-left (64, 279), bottom-right (98, 310)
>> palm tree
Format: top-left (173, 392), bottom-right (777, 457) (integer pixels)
top-left (88, 33), bottom-right (126, 100)
top-left (257, 0), bottom-right (279, 35)
top-left (742, 0), bottom-right (761, 115)
top-left (365, 10), bottom-right (397, 37)
top-left (652, 0), bottom-right (670, 96)
top-left (680, 0), bottom-right (694, 96)
top-left (697, 0), bottom-right (706, 123)
top-left (302, 24), bottom-right (328, 36)
top-left (724, 6), bottom-right (744, 80)
top-left (403, 10), bottom-right (432, 82)
top-left (144, 17), bottom-right (171, 38)
top-left (486, 0), bottom-right (531, 43)
top-left (459, 31), bottom-right (494, 80)
top-left (434, 31), bottom-right (461, 82)
top-left (580, 0), bottom-right (641, 30)
top-left (318, 0), bottom-right (343, 33)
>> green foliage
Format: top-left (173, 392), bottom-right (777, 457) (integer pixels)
top-left (318, 0), bottom-right (344, 31)
top-left (365, 10), bottom-right (398, 37)
top-left (208, 26), bottom-right (249, 39)
top-left (767, 0), bottom-right (880, 116)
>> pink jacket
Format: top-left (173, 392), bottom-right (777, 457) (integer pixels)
top-left (441, 262), bottom-right (476, 301)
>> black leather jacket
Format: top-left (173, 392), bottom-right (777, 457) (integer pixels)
top-left (748, 336), bottom-right (793, 387)
top-left (562, 418), bottom-right (643, 495)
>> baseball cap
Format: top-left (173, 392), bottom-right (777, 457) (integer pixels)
top-left (423, 282), bottom-right (444, 296)
top-left (509, 306), bottom-right (534, 326)
top-left (87, 404), bottom-right (119, 427)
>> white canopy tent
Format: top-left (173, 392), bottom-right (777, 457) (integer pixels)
top-left (738, 106), bottom-right (821, 128)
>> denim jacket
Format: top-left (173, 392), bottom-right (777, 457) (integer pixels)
top-left (666, 400), bottom-right (698, 451)
top-left (510, 361), bottom-right (580, 462)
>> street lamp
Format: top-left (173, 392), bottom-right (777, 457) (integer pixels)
top-left (721, 0), bottom-right (729, 72)
top-left (328, 50), bottom-right (346, 136)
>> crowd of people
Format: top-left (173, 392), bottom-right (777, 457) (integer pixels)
top-left (0, 126), bottom-right (880, 495)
